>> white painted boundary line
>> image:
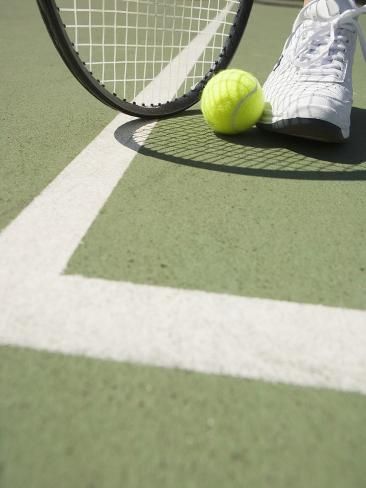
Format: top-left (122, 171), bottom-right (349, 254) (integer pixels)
top-left (1, 274), bottom-right (366, 394)
top-left (1, 7), bottom-right (366, 395)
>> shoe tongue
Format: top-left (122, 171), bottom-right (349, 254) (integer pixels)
top-left (305, 0), bottom-right (353, 20)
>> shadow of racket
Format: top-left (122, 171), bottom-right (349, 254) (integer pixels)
top-left (115, 108), bottom-right (366, 181)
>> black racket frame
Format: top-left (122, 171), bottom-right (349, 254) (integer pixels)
top-left (37, 0), bottom-right (253, 117)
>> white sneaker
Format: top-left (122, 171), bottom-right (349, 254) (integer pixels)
top-left (257, 0), bottom-right (366, 142)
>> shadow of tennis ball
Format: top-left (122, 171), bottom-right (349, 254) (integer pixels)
top-left (115, 108), bottom-right (366, 181)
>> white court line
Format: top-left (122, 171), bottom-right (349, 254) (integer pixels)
top-left (1, 7), bottom-right (366, 395)
top-left (1, 274), bottom-right (366, 394)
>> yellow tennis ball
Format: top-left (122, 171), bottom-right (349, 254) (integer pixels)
top-left (201, 69), bottom-right (264, 135)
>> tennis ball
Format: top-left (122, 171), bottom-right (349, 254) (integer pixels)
top-left (201, 69), bottom-right (264, 135)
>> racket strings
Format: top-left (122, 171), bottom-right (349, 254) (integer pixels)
top-left (56, 0), bottom-right (240, 105)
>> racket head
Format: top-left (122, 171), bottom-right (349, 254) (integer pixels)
top-left (37, 0), bottom-right (253, 118)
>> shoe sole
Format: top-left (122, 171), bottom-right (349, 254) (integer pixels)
top-left (257, 118), bottom-right (348, 143)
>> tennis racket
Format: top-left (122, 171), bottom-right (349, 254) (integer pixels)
top-left (37, 0), bottom-right (253, 118)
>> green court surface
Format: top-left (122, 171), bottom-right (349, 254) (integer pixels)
top-left (1, 1), bottom-right (366, 487)
top-left (1, 347), bottom-right (366, 488)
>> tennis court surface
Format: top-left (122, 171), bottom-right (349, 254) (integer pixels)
top-left (1, 1), bottom-right (366, 487)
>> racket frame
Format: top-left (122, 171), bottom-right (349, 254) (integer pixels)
top-left (37, 0), bottom-right (253, 117)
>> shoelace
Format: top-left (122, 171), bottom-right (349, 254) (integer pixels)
top-left (293, 4), bottom-right (366, 72)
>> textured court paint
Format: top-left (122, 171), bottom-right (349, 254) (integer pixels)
top-left (66, 138), bottom-right (366, 309)
top-left (0, 0), bottom-right (113, 232)
top-left (1, 347), bottom-right (366, 488)
top-left (66, 149), bottom-right (366, 309)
